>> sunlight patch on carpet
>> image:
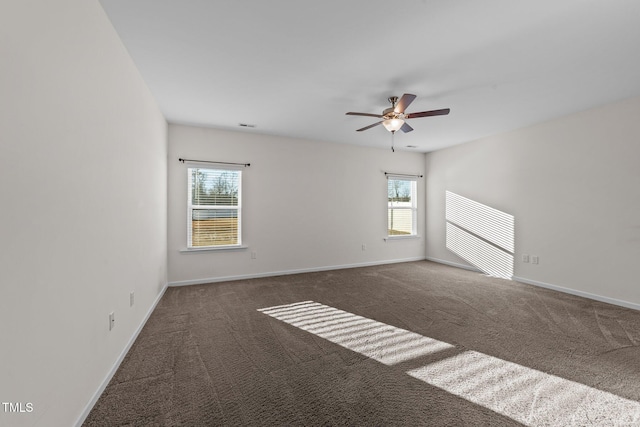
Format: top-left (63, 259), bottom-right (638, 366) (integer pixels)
top-left (407, 350), bottom-right (640, 426)
top-left (259, 301), bottom-right (640, 426)
top-left (258, 301), bottom-right (453, 365)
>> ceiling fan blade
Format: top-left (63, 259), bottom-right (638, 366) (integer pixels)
top-left (406, 108), bottom-right (450, 119)
top-left (346, 112), bottom-right (383, 118)
top-left (395, 93), bottom-right (417, 113)
top-left (356, 121), bottom-right (382, 132)
top-left (400, 122), bottom-right (414, 133)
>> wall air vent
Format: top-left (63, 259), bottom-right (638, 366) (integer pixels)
top-left (238, 123), bottom-right (256, 128)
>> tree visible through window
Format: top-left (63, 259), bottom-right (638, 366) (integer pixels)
top-left (188, 167), bottom-right (241, 247)
top-left (388, 177), bottom-right (417, 236)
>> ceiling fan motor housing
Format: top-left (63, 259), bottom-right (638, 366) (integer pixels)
top-left (383, 107), bottom-right (405, 119)
top-left (385, 96), bottom-right (404, 118)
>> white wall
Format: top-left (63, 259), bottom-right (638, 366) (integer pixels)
top-left (425, 95), bottom-right (640, 308)
top-left (168, 124), bottom-right (425, 285)
top-left (0, 1), bottom-right (167, 426)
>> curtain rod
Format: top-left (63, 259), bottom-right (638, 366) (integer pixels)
top-left (384, 172), bottom-right (423, 178)
top-left (178, 158), bottom-right (250, 167)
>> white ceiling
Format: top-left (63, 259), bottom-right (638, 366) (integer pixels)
top-left (99, 0), bottom-right (640, 152)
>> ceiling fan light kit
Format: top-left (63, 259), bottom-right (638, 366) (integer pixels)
top-left (382, 118), bottom-right (405, 132)
top-left (346, 93), bottom-right (450, 151)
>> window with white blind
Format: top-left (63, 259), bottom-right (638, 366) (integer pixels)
top-left (187, 167), bottom-right (241, 248)
top-left (387, 176), bottom-right (417, 237)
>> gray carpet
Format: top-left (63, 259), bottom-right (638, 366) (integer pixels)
top-left (84, 261), bottom-right (640, 426)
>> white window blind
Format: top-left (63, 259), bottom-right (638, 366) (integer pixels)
top-left (187, 167), bottom-right (241, 248)
top-left (387, 176), bottom-right (417, 237)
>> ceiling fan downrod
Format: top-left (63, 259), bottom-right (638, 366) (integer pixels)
top-left (389, 96), bottom-right (398, 152)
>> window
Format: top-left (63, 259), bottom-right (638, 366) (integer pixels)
top-left (387, 176), bottom-right (417, 237)
top-left (187, 167), bottom-right (241, 248)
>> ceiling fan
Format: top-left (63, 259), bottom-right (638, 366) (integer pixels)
top-left (346, 93), bottom-right (450, 150)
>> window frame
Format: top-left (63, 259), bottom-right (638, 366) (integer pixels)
top-left (186, 166), bottom-right (243, 249)
top-left (387, 175), bottom-right (418, 238)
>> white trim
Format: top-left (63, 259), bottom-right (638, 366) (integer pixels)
top-left (387, 176), bottom-right (418, 237)
top-left (180, 245), bottom-right (248, 253)
top-left (179, 159), bottom-right (246, 170)
top-left (187, 167), bottom-right (242, 248)
top-left (168, 257), bottom-right (426, 287)
top-left (427, 258), bottom-right (639, 311)
top-left (425, 256), bottom-right (482, 273)
top-left (385, 235), bottom-right (421, 241)
top-left (74, 283), bottom-right (169, 427)
top-left (513, 276), bottom-right (640, 312)
top-left (385, 173), bottom-right (421, 180)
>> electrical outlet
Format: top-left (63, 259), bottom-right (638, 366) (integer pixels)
top-left (109, 312), bottom-right (115, 331)
top-left (522, 254), bottom-right (530, 263)
top-left (362, 244), bottom-right (367, 251)
top-left (130, 291), bottom-right (135, 307)
top-left (532, 256), bottom-right (539, 265)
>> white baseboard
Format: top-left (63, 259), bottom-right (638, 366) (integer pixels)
top-left (168, 257), bottom-right (427, 287)
top-left (75, 283), bottom-right (169, 427)
top-left (425, 256), bottom-right (482, 273)
top-left (426, 257), bottom-right (639, 312)
top-left (513, 276), bottom-right (640, 312)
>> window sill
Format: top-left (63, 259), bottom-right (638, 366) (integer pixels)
top-left (180, 245), bottom-right (248, 253)
top-left (384, 235), bottom-right (420, 241)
